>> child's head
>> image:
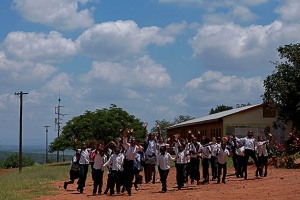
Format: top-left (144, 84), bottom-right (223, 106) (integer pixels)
top-left (221, 142), bottom-right (226, 150)
top-left (114, 146), bottom-right (120, 154)
top-left (160, 146), bottom-right (166, 154)
top-left (247, 130), bottom-right (254, 138)
top-left (258, 135), bottom-right (264, 141)
top-left (82, 142), bottom-right (87, 149)
top-left (178, 145), bottom-right (184, 152)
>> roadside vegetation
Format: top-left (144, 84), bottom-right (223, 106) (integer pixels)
top-left (0, 164), bottom-right (69, 200)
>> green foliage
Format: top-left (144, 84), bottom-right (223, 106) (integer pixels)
top-left (151, 119), bottom-right (174, 138)
top-left (50, 104), bottom-right (145, 151)
top-left (263, 43), bottom-right (300, 131)
top-left (173, 115), bottom-right (195, 124)
top-left (3, 154), bottom-right (34, 168)
top-left (209, 104), bottom-right (233, 115)
top-left (151, 115), bottom-right (195, 139)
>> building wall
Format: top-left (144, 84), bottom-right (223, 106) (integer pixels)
top-left (223, 105), bottom-right (291, 143)
top-left (167, 105), bottom-right (291, 144)
top-left (167, 120), bottom-right (223, 143)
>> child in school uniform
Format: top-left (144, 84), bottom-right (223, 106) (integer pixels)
top-left (92, 144), bottom-right (107, 195)
top-left (201, 138), bottom-right (211, 184)
top-left (64, 151), bottom-right (80, 190)
top-left (133, 151), bottom-right (143, 191)
top-left (103, 146), bottom-right (124, 196)
top-left (235, 141), bottom-right (245, 178)
top-left (157, 145), bottom-right (174, 193)
top-left (122, 133), bottom-right (143, 196)
top-left (216, 142), bottom-right (230, 184)
top-left (210, 137), bottom-right (220, 181)
top-left (174, 143), bottom-right (189, 190)
top-left (75, 141), bottom-right (91, 193)
top-left (257, 134), bottom-right (271, 177)
top-left (188, 136), bottom-right (202, 185)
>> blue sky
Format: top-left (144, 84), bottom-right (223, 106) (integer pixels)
top-left (1, 0), bottom-right (300, 146)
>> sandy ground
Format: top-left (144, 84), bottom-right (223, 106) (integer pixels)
top-left (37, 166), bottom-right (300, 200)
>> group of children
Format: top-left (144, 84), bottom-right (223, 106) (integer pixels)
top-left (63, 127), bottom-right (272, 196)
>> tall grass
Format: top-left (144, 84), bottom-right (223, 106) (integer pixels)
top-left (0, 164), bottom-right (69, 200)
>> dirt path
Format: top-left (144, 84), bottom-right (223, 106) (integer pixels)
top-left (37, 166), bottom-right (300, 200)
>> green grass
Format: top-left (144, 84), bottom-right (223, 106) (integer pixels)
top-left (0, 164), bottom-right (69, 200)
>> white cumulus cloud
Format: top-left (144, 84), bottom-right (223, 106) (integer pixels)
top-left (4, 31), bottom-right (78, 62)
top-left (12, 0), bottom-right (94, 30)
top-left (81, 56), bottom-right (172, 88)
top-left (76, 20), bottom-right (179, 61)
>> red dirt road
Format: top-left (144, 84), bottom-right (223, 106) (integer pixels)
top-left (37, 166), bottom-right (300, 200)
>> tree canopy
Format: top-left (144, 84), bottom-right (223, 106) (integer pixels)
top-left (263, 43), bottom-right (300, 132)
top-left (209, 105), bottom-right (233, 115)
top-left (49, 104), bottom-right (145, 151)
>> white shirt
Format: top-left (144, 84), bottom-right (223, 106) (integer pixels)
top-left (157, 152), bottom-right (173, 170)
top-left (93, 153), bottom-right (107, 171)
top-left (145, 139), bottom-right (157, 156)
top-left (217, 148), bottom-right (230, 164)
top-left (78, 148), bottom-right (90, 165)
top-left (201, 145), bottom-right (211, 159)
top-left (103, 153), bottom-right (124, 171)
top-left (189, 142), bottom-right (202, 158)
top-left (235, 146), bottom-right (245, 156)
top-left (176, 149), bottom-right (188, 164)
top-left (257, 141), bottom-right (268, 156)
top-left (237, 137), bottom-right (257, 150)
top-left (123, 137), bottom-right (143, 160)
top-left (210, 143), bottom-right (220, 157)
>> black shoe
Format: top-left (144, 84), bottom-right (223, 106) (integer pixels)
top-left (264, 172), bottom-right (267, 177)
top-left (217, 180), bottom-right (220, 184)
top-left (121, 187), bottom-right (125, 193)
top-left (222, 179), bottom-right (226, 184)
top-left (201, 181), bottom-right (209, 185)
top-left (63, 182), bottom-right (67, 190)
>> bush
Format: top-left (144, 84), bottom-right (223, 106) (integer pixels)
top-left (3, 154), bottom-right (35, 168)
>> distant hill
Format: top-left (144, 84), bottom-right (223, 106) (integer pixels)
top-left (0, 145), bottom-right (74, 164)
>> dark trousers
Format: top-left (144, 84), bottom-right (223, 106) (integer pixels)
top-left (78, 164), bottom-right (89, 190)
top-left (258, 156), bottom-right (268, 176)
top-left (109, 170), bottom-right (123, 195)
top-left (232, 154), bottom-right (238, 174)
top-left (190, 158), bottom-right (200, 181)
top-left (202, 158), bottom-right (210, 182)
top-left (93, 169), bottom-right (104, 194)
top-left (124, 159), bottom-right (134, 195)
top-left (144, 164), bottom-right (156, 183)
top-left (158, 167), bottom-right (169, 192)
top-left (210, 156), bottom-right (218, 179)
top-left (244, 149), bottom-right (259, 179)
top-left (175, 163), bottom-right (186, 188)
top-left (236, 155), bottom-right (245, 177)
top-left (217, 162), bottom-right (227, 182)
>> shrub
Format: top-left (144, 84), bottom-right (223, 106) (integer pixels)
top-left (3, 154), bottom-right (35, 168)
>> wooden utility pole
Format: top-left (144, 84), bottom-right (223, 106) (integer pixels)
top-left (15, 91), bottom-right (28, 173)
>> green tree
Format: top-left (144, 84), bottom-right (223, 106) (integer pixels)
top-left (263, 43), bottom-right (300, 132)
top-left (173, 115), bottom-right (195, 124)
top-left (150, 119), bottom-right (174, 138)
top-left (3, 154), bottom-right (34, 168)
top-left (50, 104), bottom-right (145, 151)
top-left (209, 105), bottom-right (233, 115)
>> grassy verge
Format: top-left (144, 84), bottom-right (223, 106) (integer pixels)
top-left (0, 164), bottom-right (69, 200)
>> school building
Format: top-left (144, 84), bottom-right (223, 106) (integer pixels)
top-left (166, 103), bottom-right (291, 144)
